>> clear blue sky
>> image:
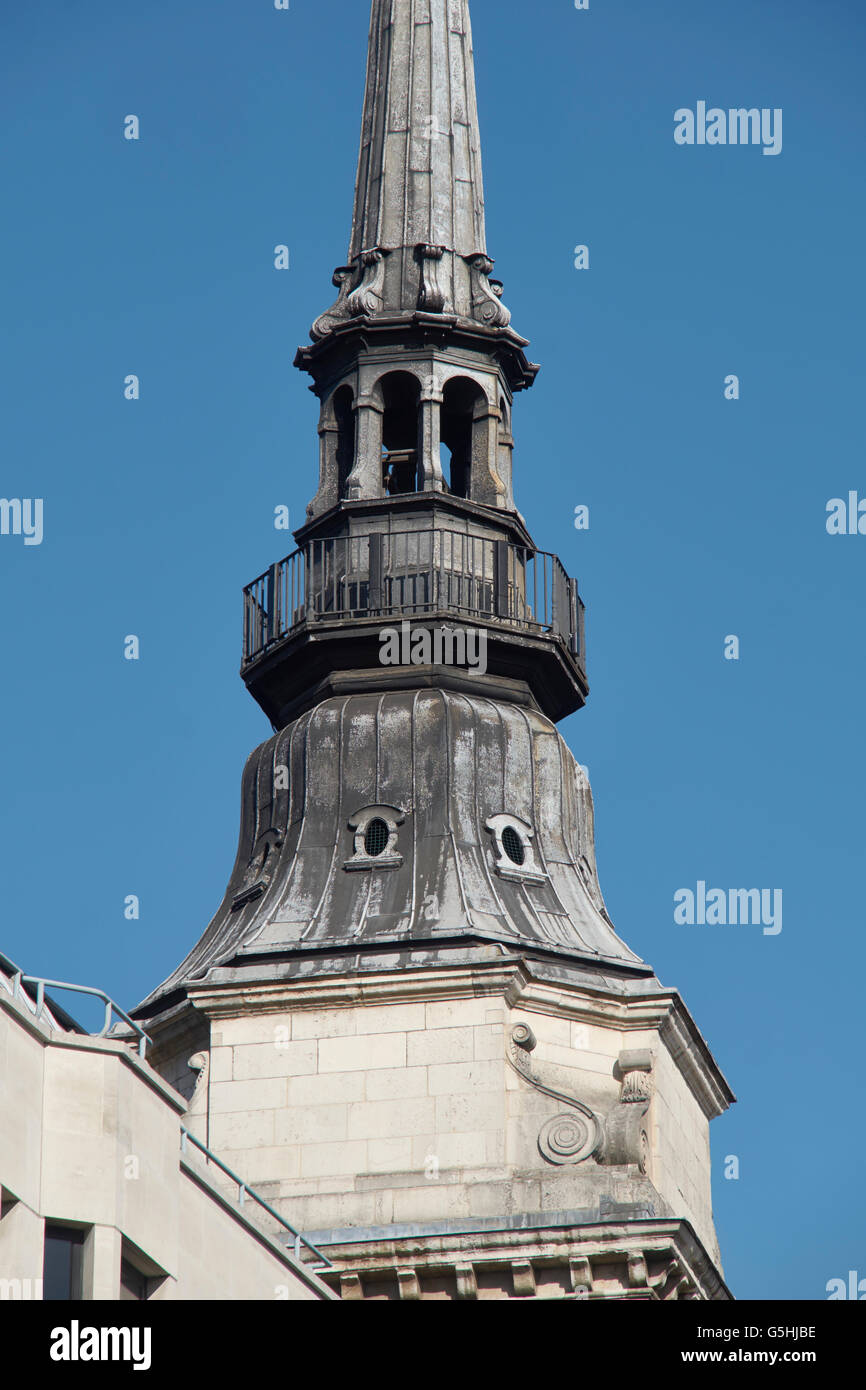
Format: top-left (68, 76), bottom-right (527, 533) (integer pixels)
top-left (1, 0), bottom-right (864, 1300)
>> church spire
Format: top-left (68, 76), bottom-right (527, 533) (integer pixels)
top-left (309, 0), bottom-right (516, 338)
top-left (352, 0), bottom-right (487, 260)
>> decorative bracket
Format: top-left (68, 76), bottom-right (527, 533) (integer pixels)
top-left (465, 252), bottom-right (512, 328)
top-left (507, 1025), bottom-right (652, 1172)
top-left (232, 827), bottom-right (284, 909)
top-left (616, 1049), bottom-right (654, 1104)
top-left (310, 265), bottom-right (356, 341)
top-left (415, 243), bottom-right (447, 313)
top-left (508, 1022), bottom-right (603, 1165)
top-left (346, 247), bottom-right (389, 318)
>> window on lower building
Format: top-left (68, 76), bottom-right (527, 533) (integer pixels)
top-left (120, 1257), bottom-right (150, 1302)
top-left (43, 1225), bottom-right (85, 1301)
top-left (120, 1238), bottom-right (166, 1301)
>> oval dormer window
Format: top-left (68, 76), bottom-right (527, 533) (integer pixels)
top-left (501, 825), bottom-right (525, 865)
top-left (485, 814), bottom-right (545, 884)
top-left (364, 817), bottom-right (390, 858)
top-left (345, 804), bottom-right (405, 872)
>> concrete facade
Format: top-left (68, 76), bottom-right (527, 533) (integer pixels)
top-left (0, 974), bottom-right (334, 1302)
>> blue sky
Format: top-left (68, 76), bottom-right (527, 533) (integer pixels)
top-left (1, 0), bottom-right (864, 1300)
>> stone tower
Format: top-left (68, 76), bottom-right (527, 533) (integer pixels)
top-left (133, 0), bottom-right (733, 1301)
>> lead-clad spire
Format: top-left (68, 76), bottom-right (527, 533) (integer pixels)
top-left (311, 0), bottom-right (513, 338)
top-left (351, 0), bottom-right (486, 267)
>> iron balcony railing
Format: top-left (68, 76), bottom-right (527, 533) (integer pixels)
top-left (243, 528), bottom-right (585, 667)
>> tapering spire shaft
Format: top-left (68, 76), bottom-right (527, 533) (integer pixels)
top-left (351, 0), bottom-right (487, 264)
top-left (311, 0), bottom-right (515, 336)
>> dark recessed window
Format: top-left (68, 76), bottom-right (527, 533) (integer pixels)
top-left (43, 1225), bottom-right (85, 1301)
top-left (501, 826), bottom-right (525, 865)
top-left (120, 1258), bottom-right (150, 1302)
top-left (364, 817), bottom-right (389, 857)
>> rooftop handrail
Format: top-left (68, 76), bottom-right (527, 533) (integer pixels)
top-left (179, 1125), bottom-right (332, 1269)
top-left (243, 526), bottom-right (583, 665)
top-left (1, 951), bottom-right (151, 1060)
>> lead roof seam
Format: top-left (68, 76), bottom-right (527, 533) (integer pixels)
top-left (351, 696), bottom-right (389, 939)
top-left (546, 729), bottom-right (639, 962)
top-left (180, 735), bottom-right (270, 981)
top-left (409, 688), bottom-right (422, 931)
top-left (403, 0), bottom-right (415, 298)
top-left (241, 716), bottom-right (300, 950)
top-left (276, 709), bottom-right (308, 926)
top-left (300, 701), bottom-right (346, 941)
top-left (511, 701), bottom-right (564, 945)
top-left (472, 693), bottom-right (514, 928)
top-left (441, 687), bottom-right (473, 928)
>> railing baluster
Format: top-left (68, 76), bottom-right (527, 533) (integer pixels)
top-left (240, 529), bottom-right (581, 668)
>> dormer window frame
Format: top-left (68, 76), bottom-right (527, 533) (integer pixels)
top-left (344, 804), bottom-right (405, 871)
top-left (485, 813), bottom-right (546, 884)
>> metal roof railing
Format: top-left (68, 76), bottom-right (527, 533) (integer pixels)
top-left (0, 949), bottom-right (151, 1058)
top-left (1, 949), bottom-right (329, 1271)
top-left (180, 1126), bottom-right (332, 1269)
top-left (243, 526), bottom-right (584, 669)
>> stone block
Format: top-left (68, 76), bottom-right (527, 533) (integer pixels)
top-left (434, 1090), bottom-right (505, 1134)
top-left (473, 1024), bottom-right (504, 1060)
top-left (218, 1015), bottom-right (292, 1047)
top-left (407, 1027), bottom-right (474, 1067)
top-left (356, 1004), bottom-right (426, 1035)
top-left (367, 1138), bottom-right (413, 1173)
top-left (276, 1104), bottom-right (348, 1146)
top-left (425, 999), bottom-right (496, 1030)
top-left (318, 1032), bottom-right (406, 1074)
top-left (233, 1040), bottom-right (317, 1080)
top-left (290, 1009), bottom-right (357, 1041)
top-left (209, 1078), bottom-right (286, 1114)
top-left (364, 1066), bottom-right (429, 1101)
top-left (347, 1097), bottom-right (435, 1141)
top-left (287, 1071), bottom-right (366, 1107)
top-left (426, 1058), bottom-right (502, 1096)
top-left (210, 1109), bottom-right (276, 1151)
top-left (299, 1141), bottom-right (368, 1181)
top-left (209, 1046), bottom-right (233, 1083)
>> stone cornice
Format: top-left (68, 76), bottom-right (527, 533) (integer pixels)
top-left (307, 1216), bottom-right (731, 1301)
top-left (185, 952), bottom-right (734, 1120)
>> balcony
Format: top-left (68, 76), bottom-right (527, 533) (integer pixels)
top-left (241, 528), bottom-right (587, 725)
